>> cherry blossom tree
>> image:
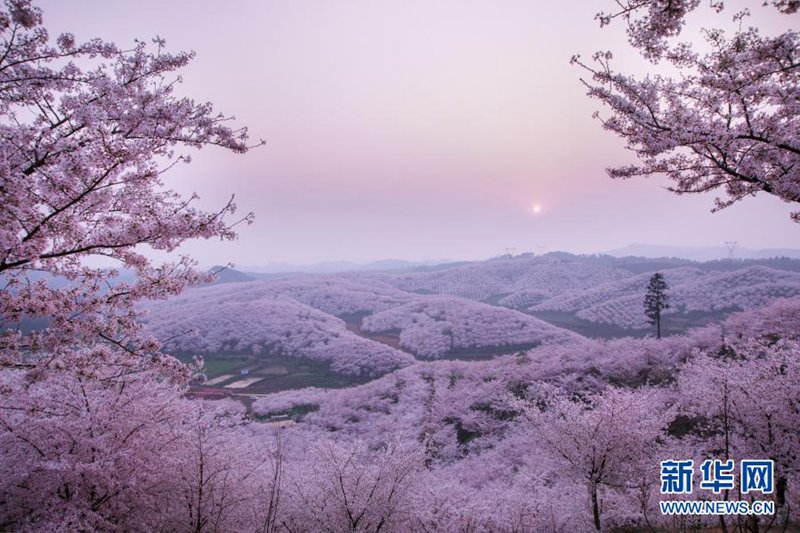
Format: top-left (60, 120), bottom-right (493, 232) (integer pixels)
top-left (282, 439), bottom-right (423, 532)
top-left (677, 337), bottom-right (800, 530)
top-left (0, 348), bottom-right (290, 531)
top-left (0, 2), bottom-right (261, 528)
top-left (575, 1), bottom-right (800, 221)
top-left (0, 351), bottom-right (192, 530)
top-left (514, 387), bottom-right (675, 531)
top-left (157, 407), bottom-right (287, 533)
top-left (0, 0), bottom-right (257, 378)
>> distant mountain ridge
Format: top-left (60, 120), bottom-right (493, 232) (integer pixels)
top-left (215, 252), bottom-right (800, 284)
top-left (208, 266), bottom-right (256, 284)
top-left (606, 243), bottom-right (800, 261)
top-left (236, 258), bottom-right (453, 275)
top-left (231, 245), bottom-right (800, 277)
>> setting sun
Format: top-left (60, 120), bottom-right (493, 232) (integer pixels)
top-left (531, 203), bottom-right (543, 215)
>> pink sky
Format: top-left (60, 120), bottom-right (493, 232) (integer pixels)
top-left (40, 1), bottom-right (799, 265)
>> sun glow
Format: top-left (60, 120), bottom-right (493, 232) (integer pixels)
top-left (531, 203), bottom-right (542, 215)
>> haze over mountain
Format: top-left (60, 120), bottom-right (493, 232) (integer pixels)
top-left (606, 243), bottom-right (800, 261)
top-left (235, 258), bottom-right (454, 275)
top-left (224, 244), bottom-right (800, 276)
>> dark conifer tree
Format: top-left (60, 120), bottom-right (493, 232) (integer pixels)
top-left (644, 273), bottom-right (670, 339)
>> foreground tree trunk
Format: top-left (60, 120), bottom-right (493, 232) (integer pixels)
top-left (591, 481), bottom-right (601, 531)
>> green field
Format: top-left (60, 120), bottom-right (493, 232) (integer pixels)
top-left (175, 352), bottom-right (371, 394)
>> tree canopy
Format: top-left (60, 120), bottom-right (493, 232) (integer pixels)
top-left (574, 1), bottom-right (800, 221)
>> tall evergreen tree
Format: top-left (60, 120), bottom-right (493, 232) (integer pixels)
top-left (644, 273), bottom-right (670, 339)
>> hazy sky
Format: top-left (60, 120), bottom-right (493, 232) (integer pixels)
top-left (40, 1), bottom-right (799, 265)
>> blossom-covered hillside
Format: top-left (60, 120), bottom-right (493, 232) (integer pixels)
top-left (384, 255), bottom-right (632, 304)
top-left (361, 295), bottom-right (582, 358)
top-left (371, 254), bottom-right (800, 333)
top-left (143, 288), bottom-right (415, 376)
top-left (144, 255), bottom-right (800, 380)
top-left (143, 272), bottom-right (584, 373)
top-left (531, 265), bottom-right (800, 329)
